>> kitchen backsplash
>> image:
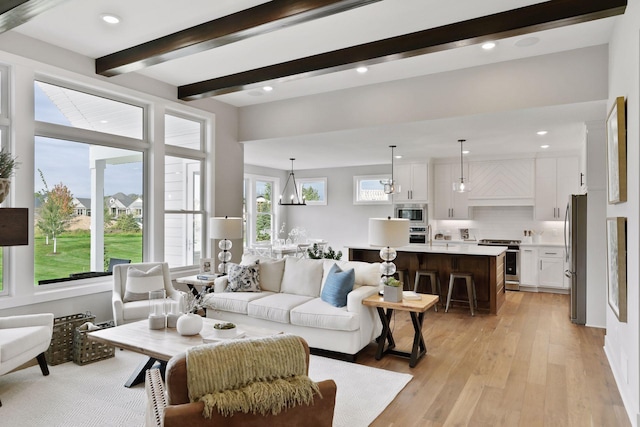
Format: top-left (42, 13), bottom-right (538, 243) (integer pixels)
top-left (432, 206), bottom-right (564, 243)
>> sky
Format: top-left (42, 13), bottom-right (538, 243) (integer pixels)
top-left (34, 84), bottom-right (142, 199)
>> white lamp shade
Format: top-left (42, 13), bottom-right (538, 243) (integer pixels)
top-left (210, 217), bottom-right (243, 239)
top-left (368, 218), bottom-right (409, 248)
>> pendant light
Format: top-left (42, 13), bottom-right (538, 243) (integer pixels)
top-left (279, 158), bottom-right (306, 206)
top-left (380, 145), bottom-right (400, 195)
top-left (453, 139), bottom-right (471, 193)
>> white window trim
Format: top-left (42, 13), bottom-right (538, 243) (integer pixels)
top-left (297, 177), bottom-right (327, 206)
top-left (244, 173), bottom-right (279, 245)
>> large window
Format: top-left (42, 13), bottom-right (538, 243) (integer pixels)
top-left (164, 113), bottom-right (205, 268)
top-left (34, 81), bottom-right (145, 284)
top-left (0, 64), bottom-right (10, 294)
top-left (244, 175), bottom-right (276, 245)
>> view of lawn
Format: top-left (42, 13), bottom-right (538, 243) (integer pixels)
top-left (33, 231), bottom-right (142, 284)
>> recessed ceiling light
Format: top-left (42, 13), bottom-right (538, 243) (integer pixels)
top-left (462, 150), bottom-right (470, 154)
top-left (356, 66), bottom-right (368, 74)
top-left (100, 120), bottom-right (108, 124)
top-left (541, 145), bottom-right (550, 149)
top-left (515, 36), bottom-right (540, 47)
top-left (394, 155), bottom-right (402, 159)
top-left (101, 14), bottom-right (121, 24)
top-left (262, 86), bottom-right (273, 92)
top-left (537, 130), bottom-right (548, 136)
top-left (481, 42), bottom-right (496, 50)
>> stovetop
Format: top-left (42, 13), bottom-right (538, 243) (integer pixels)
top-left (478, 239), bottom-right (522, 246)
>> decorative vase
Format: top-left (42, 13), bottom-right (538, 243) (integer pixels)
top-left (383, 285), bottom-right (403, 303)
top-left (0, 178), bottom-right (10, 204)
top-left (176, 313), bottom-right (203, 336)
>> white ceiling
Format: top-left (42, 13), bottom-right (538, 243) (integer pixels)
top-left (10, 0), bottom-right (618, 170)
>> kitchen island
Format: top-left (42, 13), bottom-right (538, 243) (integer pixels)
top-left (348, 244), bottom-right (506, 315)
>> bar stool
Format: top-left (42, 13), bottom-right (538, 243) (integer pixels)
top-left (395, 269), bottom-right (410, 289)
top-left (445, 272), bottom-right (477, 316)
top-left (414, 270), bottom-right (441, 312)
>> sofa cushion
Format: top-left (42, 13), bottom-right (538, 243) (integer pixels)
top-left (322, 260), bottom-right (380, 289)
top-left (248, 294), bottom-right (314, 324)
top-left (241, 255), bottom-right (284, 293)
top-left (320, 264), bottom-right (355, 308)
top-left (225, 262), bottom-right (260, 292)
top-left (203, 291), bottom-right (274, 315)
top-left (280, 257), bottom-right (324, 297)
top-left (123, 265), bottom-right (164, 302)
top-left (290, 298), bottom-right (360, 332)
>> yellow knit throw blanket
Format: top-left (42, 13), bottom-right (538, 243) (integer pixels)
top-left (186, 334), bottom-right (321, 418)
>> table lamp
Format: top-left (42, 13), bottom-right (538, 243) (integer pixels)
top-left (210, 216), bottom-right (243, 274)
top-left (368, 217), bottom-right (410, 286)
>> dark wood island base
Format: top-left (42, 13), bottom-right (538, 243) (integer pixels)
top-left (349, 247), bottom-right (506, 315)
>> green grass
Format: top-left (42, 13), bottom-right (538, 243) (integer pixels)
top-left (34, 232), bottom-right (142, 284)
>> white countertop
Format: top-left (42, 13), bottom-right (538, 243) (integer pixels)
top-left (347, 244), bottom-right (507, 256)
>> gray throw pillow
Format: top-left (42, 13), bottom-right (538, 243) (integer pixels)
top-left (225, 261), bottom-right (261, 292)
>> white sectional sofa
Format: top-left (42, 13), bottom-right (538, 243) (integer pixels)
top-left (201, 255), bottom-right (382, 360)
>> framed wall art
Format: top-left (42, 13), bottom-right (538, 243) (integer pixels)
top-left (606, 96), bottom-right (627, 204)
top-left (606, 217), bottom-right (627, 322)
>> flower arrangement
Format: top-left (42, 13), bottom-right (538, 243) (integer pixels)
top-left (383, 277), bottom-right (402, 287)
top-left (307, 243), bottom-right (343, 260)
top-left (182, 291), bottom-right (203, 314)
top-left (0, 148), bottom-right (19, 179)
top-left (288, 226), bottom-right (307, 243)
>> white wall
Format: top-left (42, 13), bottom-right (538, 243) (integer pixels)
top-left (605, 1), bottom-right (640, 425)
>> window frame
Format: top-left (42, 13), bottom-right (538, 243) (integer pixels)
top-left (353, 174), bottom-right (392, 205)
top-left (244, 174), bottom-right (278, 245)
top-left (297, 177), bottom-right (327, 206)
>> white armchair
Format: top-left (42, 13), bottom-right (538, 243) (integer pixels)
top-left (112, 262), bottom-right (183, 326)
top-left (0, 313), bottom-right (54, 406)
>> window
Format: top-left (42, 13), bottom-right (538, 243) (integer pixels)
top-left (244, 174), bottom-right (277, 245)
top-left (0, 64), bottom-right (9, 294)
top-left (297, 177), bottom-right (327, 205)
top-left (164, 113), bottom-right (205, 268)
top-left (353, 175), bottom-right (392, 204)
top-left (34, 80), bottom-right (145, 285)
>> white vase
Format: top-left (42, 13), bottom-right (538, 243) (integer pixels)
top-left (0, 178), bottom-right (10, 204)
top-left (176, 313), bottom-right (203, 336)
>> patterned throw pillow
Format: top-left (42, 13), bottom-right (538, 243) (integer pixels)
top-left (225, 261), bottom-right (261, 292)
top-left (123, 265), bottom-right (165, 302)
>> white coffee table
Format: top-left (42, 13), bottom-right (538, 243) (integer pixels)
top-left (89, 317), bottom-right (279, 387)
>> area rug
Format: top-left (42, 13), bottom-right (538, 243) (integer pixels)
top-left (0, 350), bottom-right (411, 427)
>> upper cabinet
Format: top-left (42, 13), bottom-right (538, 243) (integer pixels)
top-left (535, 157), bottom-right (580, 220)
top-left (468, 159), bottom-right (534, 206)
top-left (394, 162), bottom-right (428, 202)
top-left (434, 163), bottom-right (469, 219)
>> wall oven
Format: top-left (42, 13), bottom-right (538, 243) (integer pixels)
top-left (395, 203), bottom-right (427, 226)
top-left (478, 239), bottom-right (521, 291)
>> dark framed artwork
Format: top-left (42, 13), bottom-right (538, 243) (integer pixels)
top-left (606, 96), bottom-right (627, 204)
top-left (606, 217), bottom-right (627, 322)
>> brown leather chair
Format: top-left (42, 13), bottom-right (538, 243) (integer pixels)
top-left (145, 336), bottom-right (337, 427)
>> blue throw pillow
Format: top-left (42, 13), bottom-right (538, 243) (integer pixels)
top-left (321, 264), bottom-right (355, 308)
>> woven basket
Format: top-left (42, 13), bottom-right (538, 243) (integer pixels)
top-left (45, 312), bottom-right (96, 365)
top-left (73, 321), bottom-right (115, 365)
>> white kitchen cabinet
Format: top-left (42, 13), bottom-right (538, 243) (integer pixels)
top-left (535, 157), bottom-right (580, 220)
top-left (394, 162), bottom-right (428, 202)
top-left (434, 163), bottom-right (469, 219)
top-left (519, 247), bottom-right (538, 286)
top-left (468, 159), bottom-right (534, 205)
top-left (537, 247), bottom-right (566, 289)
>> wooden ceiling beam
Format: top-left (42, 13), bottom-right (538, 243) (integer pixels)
top-left (96, 0), bottom-right (381, 77)
top-left (0, 0), bottom-right (69, 33)
top-left (178, 0), bottom-right (627, 100)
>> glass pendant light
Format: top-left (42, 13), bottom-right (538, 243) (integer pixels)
top-left (380, 145), bottom-right (400, 195)
top-left (453, 139), bottom-right (471, 193)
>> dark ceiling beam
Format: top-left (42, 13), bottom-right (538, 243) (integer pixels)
top-left (0, 0), bottom-right (69, 33)
top-left (96, 0), bottom-right (381, 77)
top-left (179, 0), bottom-right (627, 101)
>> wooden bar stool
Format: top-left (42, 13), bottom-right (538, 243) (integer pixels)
top-left (414, 270), bottom-right (441, 312)
top-left (395, 269), bottom-right (410, 289)
top-left (445, 272), bottom-right (477, 316)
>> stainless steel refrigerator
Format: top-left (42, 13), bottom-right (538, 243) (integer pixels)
top-left (564, 194), bottom-right (587, 325)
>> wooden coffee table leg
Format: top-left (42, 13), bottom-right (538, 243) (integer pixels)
top-left (125, 357), bottom-right (159, 388)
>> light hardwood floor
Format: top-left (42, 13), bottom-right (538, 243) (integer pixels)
top-left (356, 291), bottom-right (630, 426)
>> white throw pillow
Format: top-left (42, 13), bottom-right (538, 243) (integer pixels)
top-left (280, 257), bottom-right (324, 297)
top-left (241, 254), bottom-right (285, 292)
top-left (123, 265), bottom-right (165, 302)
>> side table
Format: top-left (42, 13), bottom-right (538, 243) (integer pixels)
top-left (175, 274), bottom-right (218, 297)
top-left (362, 293), bottom-right (439, 368)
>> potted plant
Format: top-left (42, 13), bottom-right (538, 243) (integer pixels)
top-left (383, 277), bottom-right (403, 303)
top-left (211, 322), bottom-right (238, 338)
top-left (0, 148), bottom-right (18, 204)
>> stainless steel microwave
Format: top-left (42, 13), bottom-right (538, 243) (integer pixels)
top-left (395, 203), bottom-right (427, 225)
